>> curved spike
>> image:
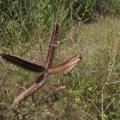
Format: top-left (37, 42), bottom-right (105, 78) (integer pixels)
top-left (48, 53), bottom-right (82, 74)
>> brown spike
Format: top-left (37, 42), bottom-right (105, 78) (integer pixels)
top-left (45, 23), bottom-right (59, 68)
top-left (48, 53), bottom-right (82, 74)
top-left (1, 53), bottom-right (46, 73)
top-left (12, 73), bottom-right (47, 109)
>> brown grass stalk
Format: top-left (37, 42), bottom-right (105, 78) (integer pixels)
top-left (1, 23), bottom-right (82, 109)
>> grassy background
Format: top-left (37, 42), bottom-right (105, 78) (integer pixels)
top-left (0, 0), bottom-right (120, 120)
